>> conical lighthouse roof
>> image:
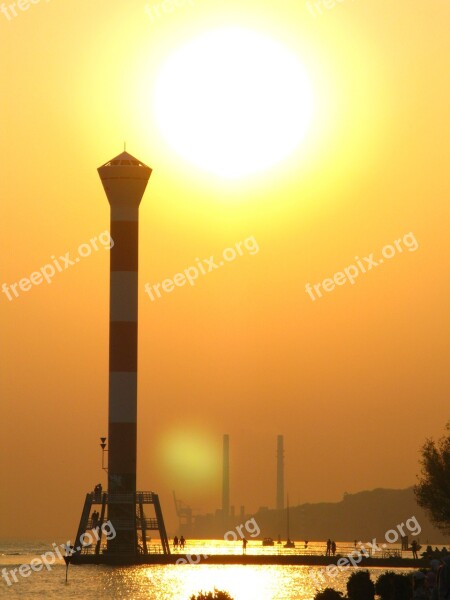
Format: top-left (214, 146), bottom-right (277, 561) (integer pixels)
top-left (98, 150), bottom-right (152, 208)
top-left (98, 151), bottom-right (152, 180)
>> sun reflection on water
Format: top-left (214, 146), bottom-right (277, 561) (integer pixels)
top-left (82, 540), bottom-right (415, 599)
top-left (101, 564), bottom-right (319, 600)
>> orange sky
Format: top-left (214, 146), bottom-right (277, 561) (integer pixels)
top-left (0, 0), bottom-right (449, 539)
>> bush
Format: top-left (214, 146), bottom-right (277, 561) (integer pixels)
top-left (314, 588), bottom-right (344, 600)
top-left (190, 590), bottom-right (234, 600)
top-left (375, 571), bottom-right (412, 600)
top-left (346, 571), bottom-right (374, 600)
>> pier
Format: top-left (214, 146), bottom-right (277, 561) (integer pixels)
top-left (71, 552), bottom-right (427, 567)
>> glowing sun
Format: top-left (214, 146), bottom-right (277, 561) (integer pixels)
top-left (154, 27), bottom-right (314, 179)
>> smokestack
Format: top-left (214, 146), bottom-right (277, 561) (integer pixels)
top-left (98, 151), bottom-right (151, 552)
top-left (276, 434), bottom-right (284, 511)
top-left (222, 434), bottom-right (230, 518)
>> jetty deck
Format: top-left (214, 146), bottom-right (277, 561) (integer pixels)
top-left (71, 554), bottom-right (427, 567)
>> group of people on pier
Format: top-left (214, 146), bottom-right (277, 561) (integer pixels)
top-left (173, 535), bottom-right (186, 549)
top-left (326, 538), bottom-right (337, 556)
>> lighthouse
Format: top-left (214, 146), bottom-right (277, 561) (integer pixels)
top-left (99, 151), bottom-right (149, 553)
top-left (71, 151), bottom-right (170, 563)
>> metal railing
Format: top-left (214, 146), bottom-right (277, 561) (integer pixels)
top-left (168, 541), bottom-right (416, 559)
top-left (89, 491), bottom-right (156, 504)
top-left (80, 542), bottom-right (164, 555)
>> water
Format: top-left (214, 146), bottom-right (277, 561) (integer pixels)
top-left (0, 540), bottom-right (414, 599)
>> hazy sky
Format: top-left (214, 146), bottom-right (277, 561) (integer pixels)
top-left (0, 0), bottom-right (449, 539)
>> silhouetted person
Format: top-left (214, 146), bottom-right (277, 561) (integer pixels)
top-left (94, 483), bottom-right (102, 500)
top-left (437, 556), bottom-right (450, 600)
top-left (331, 541), bottom-right (336, 556)
top-left (242, 538), bottom-right (247, 555)
top-left (427, 559), bottom-right (441, 599)
top-left (412, 572), bottom-right (428, 599)
top-left (326, 539), bottom-right (332, 556)
top-left (180, 535), bottom-right (185, 549)
top-left (412, 539), bottom-right (419, 560)
top-left (173, 536), bottom-right (178, 549)
top-left (92, 510), bottom-right (99, 529)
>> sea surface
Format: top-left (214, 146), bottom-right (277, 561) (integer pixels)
top-left (0, 539), bottom-right (416, 599)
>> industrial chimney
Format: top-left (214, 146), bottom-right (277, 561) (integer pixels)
top-left (222, 434), bottom-right (230, 521)
top-left (276, 434), bottom-right (284, 511)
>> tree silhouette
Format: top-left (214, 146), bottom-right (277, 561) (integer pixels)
top-left (346, 571), bottom-right (374, 600)
top-left (375, 571), bottom-right (411, 600)
top-left (190, 591), bottom-right (234, 600)
top-left (314, 588), bottom-right (344, 600)
top-left (414, 422), bottom-right (450, 534)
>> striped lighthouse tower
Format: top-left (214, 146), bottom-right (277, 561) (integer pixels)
top-left (98, 151), bottom-right (151, 553)
top-left (71, 151), bottom-right (170, 562)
